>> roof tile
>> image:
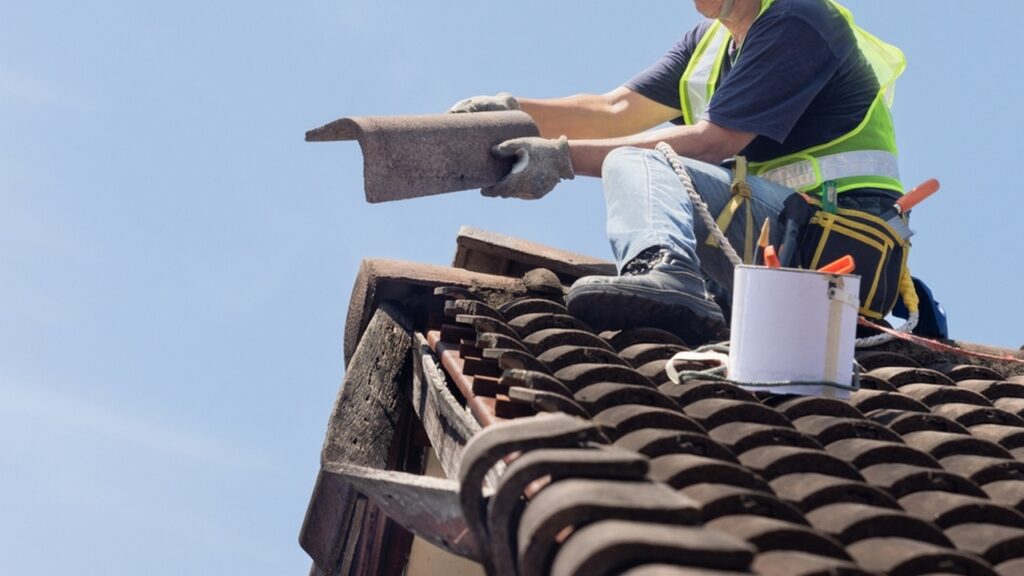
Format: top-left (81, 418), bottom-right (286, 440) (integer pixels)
top-left (751, 551), bottom-right (873, 576)
top-left (944, 523), bottom-right (1024, 565)
top-left (594, 404), bottom-right (706, 440)
top-left (825, 437), bottom-right (942, 469)
top-left (769, 472), bottom-right (901, 512)
top-left (548, 520), bottom-right (755, 576)
top-left (899, 490), bottom-right (1024, 528)
top-left (683, 399), bottom-right (794, 430)
top-left (648, 454), bottom-right (770, 491)
top-left (939, 455), bottom-right (1024, 485)
top-left (805, 503), bottom-right (953, 546)
top-left (845, 537), bottom-right (997, 576)
top-left (326, 235), bottom-right (1024, 574)
top-left (615, 428), bottom-right (736, 462)
top-left (681, 483), bottom-right (807, 524)
top-left (859, 462), bottom-right (987, 498)
top-left (706, 515), bottom-right (850, 559)
top-left (708, 422), bottom-right (822, 454)
top-left (793, 414), bottom-right (905, 445)
top-left (902, 430), bottom-right (1014, 460)
top-left (867, 366), bottom-right (957, 387)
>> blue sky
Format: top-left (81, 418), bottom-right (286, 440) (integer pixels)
top-left (2, 1), bottom-right (1020, 574)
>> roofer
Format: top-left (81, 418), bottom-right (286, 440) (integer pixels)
top-left (452, 0), bottom-right (908, 344)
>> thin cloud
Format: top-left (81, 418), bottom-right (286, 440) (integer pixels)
top-left (1, 377), bottom-right (272, 473)
top-left (0, 66), bottom-right (89, 110)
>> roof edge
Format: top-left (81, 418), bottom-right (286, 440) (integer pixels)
top-left (344, 258), bottom-right (525, 364)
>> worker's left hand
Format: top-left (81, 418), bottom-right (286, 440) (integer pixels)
top-left (449, 92), bottom-right (520, 114)
top-left (483, 136), bottom-right (575, 200)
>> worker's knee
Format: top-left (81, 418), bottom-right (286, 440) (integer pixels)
top-left (601, 146), bottom-right (667, 181)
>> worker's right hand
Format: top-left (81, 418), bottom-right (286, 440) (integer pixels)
top-left (449, 92), bottom-right (520, 114)
top-left (482, 136), bottom-right (574, 200)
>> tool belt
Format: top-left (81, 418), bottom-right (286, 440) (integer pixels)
top-left (793, 194), bottom-right (909, 320)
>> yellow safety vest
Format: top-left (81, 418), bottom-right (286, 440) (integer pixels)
top-left (679, 0), bottom-right (906, 195)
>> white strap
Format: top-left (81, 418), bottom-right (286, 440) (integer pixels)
top-left (759, 150), bottom-right (900, 190)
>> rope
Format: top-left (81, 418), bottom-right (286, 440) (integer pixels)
top-left (655, 142), bottom-right (919, 350)
top-left (656, 143), bottom-right (743, 268)
top-left (856, 317), bottom-right (1024, 365)
top-left (855, 312), bottom-right (918, 348)
top-left (665, 350), bottom-right (861, 393)
top-left (854, 265), bottom-right (921, 347)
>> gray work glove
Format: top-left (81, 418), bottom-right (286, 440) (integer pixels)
top-left (483, 136), bottom-right (575, 200)
top-left (449, 92), bottom-right (520, 113)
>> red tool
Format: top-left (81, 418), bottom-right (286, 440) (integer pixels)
top-left (884, 178), bottom-right (940, 240)
top-left (817, 255), bottom-right (856, 275)
top-left (763, 245), bottom-right (781, 268)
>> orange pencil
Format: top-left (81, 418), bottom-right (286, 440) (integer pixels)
top-left (755, 218), bottom-right (771, 266)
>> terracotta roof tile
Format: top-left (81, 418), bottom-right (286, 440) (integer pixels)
top-left (868, 409), bottom-right (971, 435)
top-left (898, 382), bottom-right (994, 407)
top-left (763, 395), bottom-right (865, 420)
top-left (930, 363), bottom-right (1008, 382)
top-left (939, 455), bottom-right (1024, 485)
top-left (708, 422), bottom-right (822, 454)
top-left (574, 382), bottom-right (680, 414)
top-left (805, 503), bottom-right (953, 546)
top-left (593, 405), bottom-right (705, 440)
top-left (307, 229), bottom-right (1024, 575)
top-left (824, 437), bottom-right (942, 469)
top-left (706, 515), bottom-right (850, 558)
top-left (793, 414), bottom-right (905, 445)
top-left (932, 403), bottom-right (1024, 427)
top-left (649, 454), bottom-right (770, 491)
top-left (751, 551), bottom-right (872, 576)
top-left (555, 363), bottom-right (655, 392)
top-left (548, 520), bottom-right (755, 576)
top-left (516, 480), bottom-right (701, 576)
top-left (867, 366), bottom-right (958, 387)
top-left (899, 490), bottom-right (1024, 529)
top-left (681, 483), bottom-right (807, 524)
top-left (851, 389), bottom-right (931, 413)
top-left (944, 523), bottom-right (1024, 565)
top-left (902, 430), bottom-right (1014, 460)
top-left (659, 381), bottom-right (759, 406)
top-left (959, 379), bottom-right (1024, 401)
top-left (855, 350), bottom-right (922, 370)
top-left (768, 472), bottom-right (900, 512)
top-left (615, 429), bottom-right (736, 462)
top-left (845, 537), bottom-right (996, 575)
top-left (981, 480), bottom-right (1024, 512)
top-left (618, 343), bottom-right (690, 367)
top-left (683, 398), bottom-right (794, 430)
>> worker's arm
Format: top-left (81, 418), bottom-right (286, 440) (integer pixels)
top-left (569, 120), bottom-right (757, 177)
top-left (517, 87), bottom-right (682, 140)
top-left (483, 121), bottom-right (754, 199)
top-left (451, 87), bottom-right (683, 140)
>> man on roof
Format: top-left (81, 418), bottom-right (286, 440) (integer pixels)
top-left (452, 0), bottom-right (907, 345)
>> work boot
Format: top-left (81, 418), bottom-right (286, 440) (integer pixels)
top-left (566, 247), bottom-right (728, 345)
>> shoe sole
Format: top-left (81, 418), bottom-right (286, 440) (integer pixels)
top-left (567, 283), bottom-right (728, 346)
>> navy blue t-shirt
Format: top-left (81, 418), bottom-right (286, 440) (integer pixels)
top-left (624, 0), bottom-right (879, 163)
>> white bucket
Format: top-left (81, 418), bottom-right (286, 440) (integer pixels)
top-left (728, 265), bottom-right (861, 399)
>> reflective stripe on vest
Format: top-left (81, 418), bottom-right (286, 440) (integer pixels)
top-left (677, 0), bottom-right (905, 193)
top-left (758, 150), bottom-right (900, 191)
top-left (680, 21), bottom-right (730, 126)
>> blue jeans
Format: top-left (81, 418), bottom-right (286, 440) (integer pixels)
top-left (601, 146), bottom-right (795, 292)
